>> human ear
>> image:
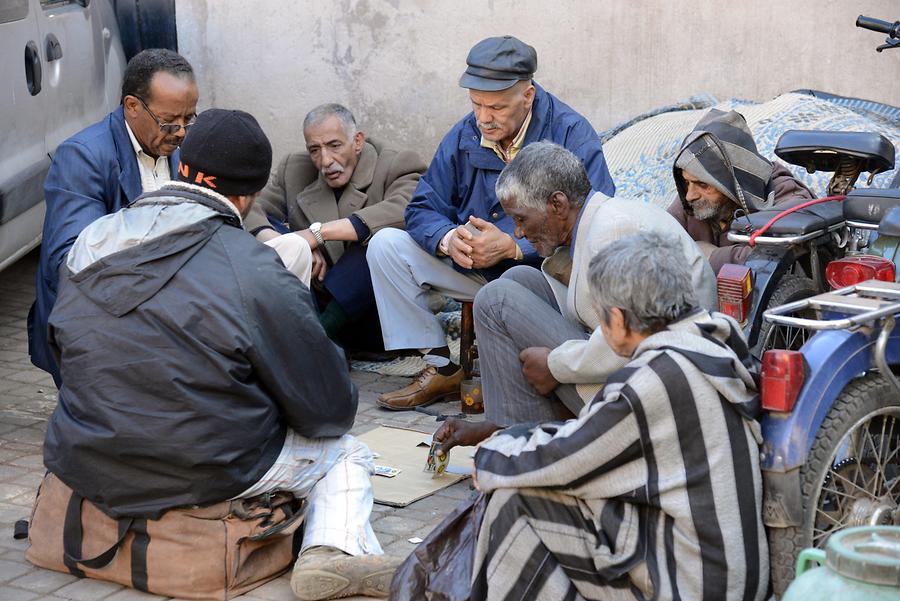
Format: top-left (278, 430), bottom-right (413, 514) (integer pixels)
top-left (123, 95), bottom-right (140, 117)
top-left (523, 84), bottom-right (536, 107)
top-left (547, 191), bottom-right (569, 216)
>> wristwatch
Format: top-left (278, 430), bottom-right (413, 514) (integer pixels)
top-left (309, 222), bottom-right (325, 247)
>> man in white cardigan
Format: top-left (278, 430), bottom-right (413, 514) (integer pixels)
top-left (473, 141), bottom-right (717, 425)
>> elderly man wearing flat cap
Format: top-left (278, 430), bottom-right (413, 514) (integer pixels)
top-left (368, 35), bottom-right (616, 411)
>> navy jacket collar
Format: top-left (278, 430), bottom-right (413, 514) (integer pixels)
top-left (110, 106), bottom-right (181, 204)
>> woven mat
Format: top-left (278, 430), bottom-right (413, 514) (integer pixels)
top-left (351, 338), bottom-right (461, 376)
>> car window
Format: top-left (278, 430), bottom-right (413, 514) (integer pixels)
top-left (0, 0), bottom-right (29, 24)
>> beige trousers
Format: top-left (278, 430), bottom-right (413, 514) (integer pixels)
top-left (264, 233), bottom-right (313, 287)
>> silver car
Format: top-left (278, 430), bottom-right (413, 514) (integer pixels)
top-left (0, 0), bottom-right (125, 272)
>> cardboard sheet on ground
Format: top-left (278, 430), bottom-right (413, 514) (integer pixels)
top-left (358, 425), bottom-right (475, 507)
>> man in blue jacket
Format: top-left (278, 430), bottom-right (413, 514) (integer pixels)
top-left (28, 49), bottom-right (199, 385)
top-left (369, 35), bottom-right (616, 410)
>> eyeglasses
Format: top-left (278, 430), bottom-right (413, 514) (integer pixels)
top-left (133, 95), bottom-right (196, 135)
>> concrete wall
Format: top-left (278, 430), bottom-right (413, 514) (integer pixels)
top-left (176, 0), bottom-right (900, 163)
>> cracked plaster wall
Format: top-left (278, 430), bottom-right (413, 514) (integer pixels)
top-left (176, 0), bottom-right (900, 164)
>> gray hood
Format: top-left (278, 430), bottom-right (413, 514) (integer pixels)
top-left (673, 109), bottom-right (775, 215)
top-left (634, 309), bottom-right (762, 441)
top-left (64, 182), bottom-right (244, 317)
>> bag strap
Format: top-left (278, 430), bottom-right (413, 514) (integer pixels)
top-left (63, 492), bottom-right (133, 576)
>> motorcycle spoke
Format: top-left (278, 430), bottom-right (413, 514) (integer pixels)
top-left (829, 467), bottom-right (876, 499)
top-left (819, 480), bottom-right (856, 502)
top-left (863, 423), bottom-right (889, 496)
top-left (814, 506), bottom-right (845, 527)
top-left (813, 524), bottom-right (839, 546)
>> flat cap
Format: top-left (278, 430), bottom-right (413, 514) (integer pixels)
top-left (459, 35), bottom-right (537, 92)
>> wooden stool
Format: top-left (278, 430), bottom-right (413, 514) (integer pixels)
top-left (459, 301), bottom-right (483, 413)
top-left (460, 301), bottom-right (476, 378)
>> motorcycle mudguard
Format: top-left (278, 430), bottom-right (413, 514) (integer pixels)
top-left (760, 326), bottom-right (900, 476)
top-left (741, 245), bottom-right (796, 347)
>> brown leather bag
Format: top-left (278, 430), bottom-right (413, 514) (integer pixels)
top-left (26, 472), bottom-right (303, 600)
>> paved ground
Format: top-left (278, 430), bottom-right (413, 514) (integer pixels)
top-left (0, 250), bottom-right (475, 601)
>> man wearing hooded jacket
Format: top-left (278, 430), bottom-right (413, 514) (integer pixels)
top-left (430, 232), bottom-right (768, 601)
top-left (43, 109), bottom-right (399, 601)
top-left (668, 109), bottom-right (814, 274)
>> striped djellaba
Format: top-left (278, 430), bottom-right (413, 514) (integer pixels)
top-left (470, 310), bottom-right (769, 601)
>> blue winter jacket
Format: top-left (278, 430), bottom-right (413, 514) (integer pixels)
top-left (405, 82), bottom-right (615, 280)
top-left (27, 106), bottom-right (180, 384)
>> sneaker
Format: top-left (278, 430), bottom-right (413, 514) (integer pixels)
top-left (290, 546), bottom-right (402, 600)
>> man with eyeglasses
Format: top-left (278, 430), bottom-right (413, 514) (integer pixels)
top-left (29, 49), bottom-right (199, 385)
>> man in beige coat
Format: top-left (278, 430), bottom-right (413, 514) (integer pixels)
top-left (247, 103), bottom-right (426, 349)
top-left (472, 141), bottom-right (717, 426)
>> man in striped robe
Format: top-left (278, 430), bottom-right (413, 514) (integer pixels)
top-left (467, 230), bottom-right (769, 601)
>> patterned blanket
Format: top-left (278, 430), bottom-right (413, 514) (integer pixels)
top-left (601, 91), bottom-right (900, 208)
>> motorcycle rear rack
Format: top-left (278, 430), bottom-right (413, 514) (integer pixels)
top-left (763, 279), bottom-right (900, 331)
top-left (764, 279), bottom-right (900, 396)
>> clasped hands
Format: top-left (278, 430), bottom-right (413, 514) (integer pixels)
top-left (447, 217), bottom-right (518, 270)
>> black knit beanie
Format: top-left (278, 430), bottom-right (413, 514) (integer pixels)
top-left (176, 108), bottom-right (273, 196)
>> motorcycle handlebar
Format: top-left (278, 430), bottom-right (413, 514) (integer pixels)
top-left (856, 14), bottom-right (899, 37)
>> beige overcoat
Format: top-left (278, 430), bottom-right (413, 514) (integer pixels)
top-left (244, 139), bottom-right (426, 264)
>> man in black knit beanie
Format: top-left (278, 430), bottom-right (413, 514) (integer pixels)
top-left (44, 108), bottom-right (400, 600)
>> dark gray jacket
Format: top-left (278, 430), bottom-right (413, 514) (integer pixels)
top-left (44, 182), bottom-right (357, 519)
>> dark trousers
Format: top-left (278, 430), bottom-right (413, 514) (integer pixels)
top-left (318, 243), bottom-right (385, 352)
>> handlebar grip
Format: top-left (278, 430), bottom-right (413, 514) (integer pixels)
top-left (856, 15), bottom-right (896, 35)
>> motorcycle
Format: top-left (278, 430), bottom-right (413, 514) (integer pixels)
top-left (719, 130), bottom-right (893, 358)
top-left (754, 14), bottom-right (900, 597)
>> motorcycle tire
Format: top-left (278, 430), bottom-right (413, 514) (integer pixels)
top-left (754, 274), bottom-right (818, 357)
top-left (768, 372), bottom-right (900, 597)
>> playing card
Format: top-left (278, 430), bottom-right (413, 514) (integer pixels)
top-left (425, 441), bottom-right (449, 478)
top-left (374, 465), bottom-right (401, 478)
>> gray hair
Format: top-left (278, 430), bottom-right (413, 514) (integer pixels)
top-left (495, 141), bottom-right (592, 210)
top-left (303, 103), bottom-right (357, 139)
top-left (588, 231), bottom-right (698, 334)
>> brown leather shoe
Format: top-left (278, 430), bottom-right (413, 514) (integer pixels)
top-left (376, 366), bottom-right (464, 411)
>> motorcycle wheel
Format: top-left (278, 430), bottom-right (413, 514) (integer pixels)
top-left (768, 373), bottom-right (900, 597)
top-left (754, 274), bottom-right (818, 357)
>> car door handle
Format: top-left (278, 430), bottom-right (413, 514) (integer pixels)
top-left (25, 41), bottom-right (42, 96)
top-left (46, 34), bottom-right (63, 62)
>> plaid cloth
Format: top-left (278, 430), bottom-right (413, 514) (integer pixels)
top-left (235, 429), bottom-right (383, 556)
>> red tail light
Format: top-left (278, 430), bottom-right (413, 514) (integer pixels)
top-left (760, 350), bottom-right (805, 412)
top-left (717, 264), bottom-right (753, 323)
top-left (825, 256), bottom-right (895, 289)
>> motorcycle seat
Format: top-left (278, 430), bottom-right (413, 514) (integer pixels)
top-left (730, 197), bottom-right (844, 236)
top-left (843, 188), bottom-right (900, 223)
top-left (775, 130), bottom-right (895, 174)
